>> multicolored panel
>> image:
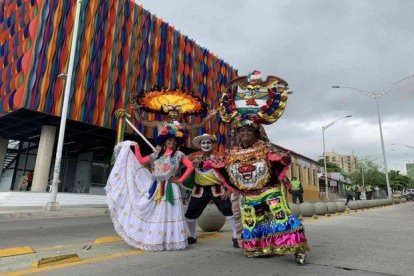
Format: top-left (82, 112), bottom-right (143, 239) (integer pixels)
top-left (0, 0), bottom-right (237, 152)
top-left (0, 0), bottom-right (41, 112)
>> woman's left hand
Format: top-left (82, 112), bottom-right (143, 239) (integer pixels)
top-left (169, 177), bottom-right (181, 184)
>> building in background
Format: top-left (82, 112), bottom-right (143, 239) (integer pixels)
top-left (0, 0), bottom-right (237, 194)
top-left (0, 0), bottom-right (320, 206)
top-left (318, 172), bottom-right (352, 200)
top-left (324, 152), bottom-right (358, 174)
top-left (272, 145), bottom-right (320, 201)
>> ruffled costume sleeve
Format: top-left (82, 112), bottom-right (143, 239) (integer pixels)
top-left (268, 151), bottom-right (292, 190)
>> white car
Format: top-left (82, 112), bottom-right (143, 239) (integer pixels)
top-left (403, 189), bottom-right (414, 195)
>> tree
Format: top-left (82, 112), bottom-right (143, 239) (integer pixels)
top-left (318, 159), bottom-right (343, 172)
top-left (349, 160), bottom-right (386, 188)
top-left (389, 170), bottom-right (414, 191)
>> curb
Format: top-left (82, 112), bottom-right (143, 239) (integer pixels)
top-left (0, 207), bottom-right (109, 220)
top-left (32, 254), bottom-right (80, 268)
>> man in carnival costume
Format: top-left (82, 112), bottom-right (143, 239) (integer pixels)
top-left (208, 70), bottom-right (309, 264)
top-left (106, 121), bottom-right (194, 251)
top-left (184, 133), bottom-right (240, 248)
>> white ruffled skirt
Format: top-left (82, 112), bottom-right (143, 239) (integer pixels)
top-left (105, 141), bottom-right (187, 251)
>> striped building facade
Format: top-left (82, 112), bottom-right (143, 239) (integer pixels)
top-left (0, 0), bottom-right (237, 193)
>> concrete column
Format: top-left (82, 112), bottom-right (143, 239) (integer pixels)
top-left (31, 126), bottom-right (56, 192)
top-left (74, 152), bottom-right (93, 193)
top-left (0, 137), bottom-right (9, 180)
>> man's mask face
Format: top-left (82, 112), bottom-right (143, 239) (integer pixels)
top-left (200, 139), bottom-right (214, 153)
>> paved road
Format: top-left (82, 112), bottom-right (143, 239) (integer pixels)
top-left (1, 203), bottom-right (413, 275)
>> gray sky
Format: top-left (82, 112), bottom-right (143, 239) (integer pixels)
top-left (135, 0), bottom-right (414, 174)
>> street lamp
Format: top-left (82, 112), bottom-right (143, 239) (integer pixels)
top-left (322, 115), bottom-right (352, 200)
top-left (333, 74), bottom-right (414, 199)
top-left (45, 0), bottom-right (84, 211)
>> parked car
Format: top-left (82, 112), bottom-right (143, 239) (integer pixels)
top-left (402, 189), bottom-right (414, 201)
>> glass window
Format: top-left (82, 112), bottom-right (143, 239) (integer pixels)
top-left (90, 163), bottom-right (110, 187)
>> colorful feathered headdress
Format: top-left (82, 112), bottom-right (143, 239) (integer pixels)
top-left (219, 70), bottom-right (290, 128)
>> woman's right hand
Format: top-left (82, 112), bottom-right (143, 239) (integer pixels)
top-left (192, 156), bottom-right (202, 167)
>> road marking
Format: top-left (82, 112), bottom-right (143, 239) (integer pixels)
top-left (0, 247), bottom-right (35, 258)
top-left (198, 232), bottom-right (226, 240)
top-left (37, 236), bottom-right (124, 252)
top-left (37, 243), bottom-right (81, 251)
top-left (3, 232), bottom-right (228, 275)
top-left (3, 250), bottom-right (143, 276)
top-left (94, 236), bottom-right (123, 244)
top-left (32, 254), bottom-right (80, 268)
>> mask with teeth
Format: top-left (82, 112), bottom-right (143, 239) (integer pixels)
top-left (225, 144), bottom-right (271, 191)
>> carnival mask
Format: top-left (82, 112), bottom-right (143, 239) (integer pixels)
top-left (225, 144), bottom-right (271, 191)
top-left (200, 139), bottom-right (213, 153)
top-left (162, 104), bottom-right (182, 120)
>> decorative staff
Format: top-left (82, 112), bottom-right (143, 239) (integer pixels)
top-left (114, 109), bottom-right (156, 152)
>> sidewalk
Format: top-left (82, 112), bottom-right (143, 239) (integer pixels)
top-left (0, 205), bottom-right (109, 220)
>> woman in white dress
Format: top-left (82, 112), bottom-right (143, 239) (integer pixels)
top-left (106, 122), bottom-right (194, 251)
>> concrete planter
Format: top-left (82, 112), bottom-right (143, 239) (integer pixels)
top-left (356, 200), bottom-right (364, 209)
top-left (288, 202), bottom-right (301, 217)
top-left (335, 201), bottom-right (346, 212)
top-left (347, 201), bottom-right (359, 210)
top-left (300, 202), bottom-right (315, 217)
top-left (314, 202), bottom-right (327, 216)
top-left (401, 198), bottom-right (407, 203)
top-left (326, 202), bottom-right (337, 214)
top-left (359, 200), bottom-right (369, 208)
top-left (197, 204), bottom-right (225, 232)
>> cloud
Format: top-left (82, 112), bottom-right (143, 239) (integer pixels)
top-left (136, 0), bottom-right (414, 174)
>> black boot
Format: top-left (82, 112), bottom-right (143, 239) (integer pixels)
top-left (187, 237), bottom-right (197, 244)
top-left (232, 238), bottom-right (240, 248)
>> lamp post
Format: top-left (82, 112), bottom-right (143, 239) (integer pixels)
top-left (333, 74), bottom-right (414, 199)
top-left (322, 115), bottom-right (352, 200)
top-left (45, 0), bottom-right (84, 211)
top-left (361, 165), bottom-right (365, 187)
